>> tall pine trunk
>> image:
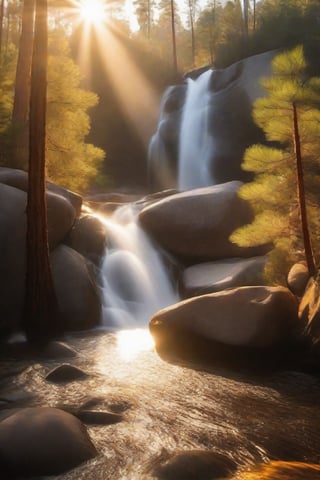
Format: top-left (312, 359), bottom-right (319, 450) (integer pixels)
top-left (292, 102), bottom-right (316, 277)
top-left (0, 0), bottom-right (5, 57)
top-left (12, 0), bottom-right (35, 169)
top-left (23, 0), bottom-right (62, 347)
top-left (170, 0), bottom-right (178, 74)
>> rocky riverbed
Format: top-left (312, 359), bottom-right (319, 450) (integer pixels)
top-left (1, 329), bottom-right (320, 479)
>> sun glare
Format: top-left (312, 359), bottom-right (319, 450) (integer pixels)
top-left (78, 0), bottom-right (107, 26)
top-left (117, 329), bottom-right (155, 361)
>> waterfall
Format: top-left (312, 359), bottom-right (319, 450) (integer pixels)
top-left (99, 204), bottom-right (178, 329)
top-left (178, 69), bottom-right (214, 190)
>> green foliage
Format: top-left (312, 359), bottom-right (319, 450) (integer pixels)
top-left (0, 29), bottom-right (105, 193)
top-left (230, 46), bottom-right (320, 284)
top-left (46, 31), bottom-right (105, 192)
top-left (212, 0), bottom-right (320, 68)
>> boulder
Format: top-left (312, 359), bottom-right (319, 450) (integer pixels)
top-left (0, 183), bottom-right (27, 334)
top-left (47, 191), bottom-right (77, 249)
top-left (0, 183), bottom-right (77, 334)
top-left (139, 182), bottom-right (269, 262)
top-left (287, 262), bottom-right (309, 297)
top-left (150, 286), bottom-right (300, 350)
top-left (0, 407), bottom-right (97, 477)
top-left (66, 214), bottom-right (107, 265)
top-left (51, 245), bottom-right (101, 331)
top-left (153, 450), bottom-right (237, 480)
top-left (0, 166), bottom-right (82, 215)
top-left (180, 256), bottom-right (266, 298)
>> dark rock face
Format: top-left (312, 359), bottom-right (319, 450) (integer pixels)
top-left (45, 364), bottom-right (88, 383)
top-left (0, 169), bottom-right (102, 338)
top-left (0, 407), bottom-right (97, 477)
top-left (148, 51), bottom-right (276, 191)
top-left (66, 214), bottom-right (107, 265)
top-left (51, 245), bottom-right (101, 331)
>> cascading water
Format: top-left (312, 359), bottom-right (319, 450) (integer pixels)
top-left (178, 69), bottom-right (215, 191)
top-left (98, 204), bottom-right (178, 329)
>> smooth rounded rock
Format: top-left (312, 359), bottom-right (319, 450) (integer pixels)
top-left (150, 286), bottom-right (300, 349)
top-left (139, 182), bottom-right (269, 262)
top-left (287, 262), bottom-right (309, 297)
top-left (0, 407), bottom-right (97, 477)
top-left (180, 256), bottom-right (266, 298)
top-left (45, 364), bottom-right (88, 383)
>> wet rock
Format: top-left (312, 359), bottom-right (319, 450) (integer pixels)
top-left (40, 341), bottom-right (78, 359)
top-left (287, 262), bottom-right (310, 297)
top-left (180, 256), bottom-right (266, 298)
top-left (45, 364), bottom-right (88, 383)
top-left (66, 214), bottom-right (107, 265)
top-left (153, 450), bottom-right (237, 480)
top-left (75, 410), bottom-right (123, 425)
top-left (139, 182), bottom-right (270, 262)
top-left (0, 407), bottom-right (97, 477)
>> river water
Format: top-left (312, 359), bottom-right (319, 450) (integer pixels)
top-left (2, 328), bottom-right (320, 480)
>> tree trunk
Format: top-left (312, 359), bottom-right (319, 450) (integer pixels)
top-left (0, 0), bottom-right (5, 57)
top-left (170, 0), bottom-right (178, 74)
top-left (23, 0), bottom-right (62, 347)
top-left (243, 0), bottom-right (249, 35)
top-left (12, 0), bottom-right (35, 169)
top-left (292, 102), bottom-right (316, 277)
top-left (188, 0), bottom-right (195, 67)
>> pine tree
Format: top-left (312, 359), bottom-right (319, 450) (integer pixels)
top-left (230, 46), bottom-right (320, 284)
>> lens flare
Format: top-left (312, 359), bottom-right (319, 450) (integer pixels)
top-left (78, 0), bottom-right (107, 26)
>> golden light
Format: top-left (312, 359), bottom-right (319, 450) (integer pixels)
top-left (116, 329), bottom-right (154, 361)
top-left (78, 0), bottom-right (107, 26)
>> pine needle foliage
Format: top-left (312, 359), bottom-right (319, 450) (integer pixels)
top-left (230, 46), bottom-right (320, 284)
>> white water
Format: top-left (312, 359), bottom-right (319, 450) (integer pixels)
top-left (178, 69), bottom-right (215, 190)
top-left (99, 204), bottom-right (178, 329)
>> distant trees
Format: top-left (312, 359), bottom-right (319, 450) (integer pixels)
top-left (0, 0), bottom-right (105, 192)
top-left (230, 46), bottom-right (320, 284)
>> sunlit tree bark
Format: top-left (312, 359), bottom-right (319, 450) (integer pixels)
top-left (170, 0), bottom-right (178, 73)
top-left (0, 0), bottom-right (5, 56)
top-left (23, 0), bottom-right (62, 346)
top-left (12, 0), bottom-right (35, 168)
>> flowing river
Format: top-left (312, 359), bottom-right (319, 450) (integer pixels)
top-left (2, 329), bottom-right (320, 479)
top-left (2, 207), bottom-right (320, 479)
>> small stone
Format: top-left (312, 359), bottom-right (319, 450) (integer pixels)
top-left (76, 410), bottom-right (123, 425)
top-left (45, 364), bottom-right (88, 383)
top-left (153, 450), bottom-right (237, 480)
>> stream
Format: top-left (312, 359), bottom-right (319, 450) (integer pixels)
top-left (2, 328), bottom-right (320, 479)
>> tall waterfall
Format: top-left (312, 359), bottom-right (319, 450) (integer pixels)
top-left (99, 205), bottom-right (178, 329)
top-left (178, 69), bottom-right (214, 190)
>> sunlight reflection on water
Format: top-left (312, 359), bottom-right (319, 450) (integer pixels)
top-left (116, 328), bottom-right (155, 361)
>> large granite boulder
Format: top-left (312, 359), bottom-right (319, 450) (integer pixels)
top-left (0, 407), bottom-right (97, 477)
top-left (180, 256), bottom-right (266, 298)
top-left (150, 286), bottom-right (300, 351)
top-left (139, 181), bottom-right (269, 262)
top-left (51, 245), bottom-right (101, 331)
top-left (0, 167), bottom-right (82, 215)
top-left (66, 214), bottom-right (107, 265)
top-left (0, 182), bottom-right (96, 335)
